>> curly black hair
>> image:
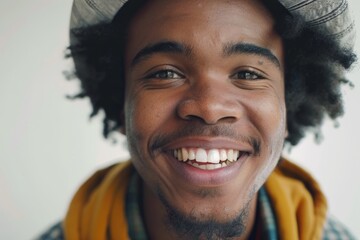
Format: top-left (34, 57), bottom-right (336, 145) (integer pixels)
top-left (67, 0), bottom-right (356, 146)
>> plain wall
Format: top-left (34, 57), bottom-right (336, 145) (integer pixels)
top-left (0, 0), bottom-right (359, 239)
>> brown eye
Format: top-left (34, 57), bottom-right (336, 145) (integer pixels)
top-left (147, 70), bottom-right (184, 79)
top-left (234, 70), bottom-right (264, 80)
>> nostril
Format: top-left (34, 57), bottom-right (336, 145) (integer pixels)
top-left (182, 114), bottom-right (205, 122)
top-left (176, 95), bottom-right (242, 124)
top-left (182, 114), bottom-right (238, 125)
top-left (177, 99), bottom-right (197, 119)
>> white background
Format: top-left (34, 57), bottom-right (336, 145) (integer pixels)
top-left (0, 1), bottom-right (359, 239)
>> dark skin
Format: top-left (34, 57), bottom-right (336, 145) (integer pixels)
top-left (123, 0), bottom-right (286, 239)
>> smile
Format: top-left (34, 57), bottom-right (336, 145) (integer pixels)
top-left (173, 148), bottom-right (245, 170)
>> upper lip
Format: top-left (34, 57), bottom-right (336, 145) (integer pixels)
top-left (161, 136), bottom-right (254, 153)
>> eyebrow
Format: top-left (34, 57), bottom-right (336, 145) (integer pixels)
top-left (131, 40), bottom-right (281, 68)
top-left (131, 41), bottom-right (192, 67)
top-left (223, 42), bottom-right (281, 68)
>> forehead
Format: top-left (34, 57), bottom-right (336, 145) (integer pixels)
top-left (124, 0), bottom-right (283, 68)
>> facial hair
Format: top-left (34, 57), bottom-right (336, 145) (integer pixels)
top-left (158, 189), bottom-right (251, 240)
top-left (150, 124), bottom-right (261, 157)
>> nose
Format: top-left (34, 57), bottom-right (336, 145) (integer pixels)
top-left (176, 81), bottom-right (242, 124)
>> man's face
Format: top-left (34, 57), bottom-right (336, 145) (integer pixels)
top-left (124, 0), bottom-right (286, 233)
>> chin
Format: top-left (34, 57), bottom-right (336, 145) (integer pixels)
top-left (155, 184), bottom-right (256, 239)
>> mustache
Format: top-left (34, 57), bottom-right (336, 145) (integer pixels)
top-left (150, 124), bottom-right (261, 156)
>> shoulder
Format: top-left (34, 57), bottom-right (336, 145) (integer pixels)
top-left (322, 215), bottom-right (357, 240)
top-left (34, 222), bottom-right (64, 240)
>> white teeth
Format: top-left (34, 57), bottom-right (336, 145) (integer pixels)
top-left (207, 149), bottom-right (220, 163)
top-left (196, 148), bottom-right (207, 162)
top-left (233, 150), bottom-right (239, 161)
top-left (181, 148), bottom-right (189, 162)
top-left (174, 148), bottom-right (242, 166)
top-left (227, 149), bottom-right (234, 162)
top-left (207, 163), bottom-right (222, 170)
top-left (188, 149), bottom-right (196, 160)
top-left (214, 163), bottom-right (222, 169)
top-left (187, 161), bottom-right (228, 170)
top-left (198, 164), bottom-right (207, 170)
top-left (177, 149), bottom-right (183, 161)
top-left (206, 164), bottom-right (215, 170)
top-left (220, 149), bottom-right (227, 161)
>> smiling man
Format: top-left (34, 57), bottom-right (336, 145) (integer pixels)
top-left (123, 1), bottom-right (286, 239)
top-left (39, 0), bottom-right (357, 239)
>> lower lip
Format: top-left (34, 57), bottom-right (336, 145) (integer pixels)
top-left (166, 154), bottom-right (247, 186)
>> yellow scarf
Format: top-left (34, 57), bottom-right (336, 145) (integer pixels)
top-left (64, 162), bottom-right (133, 240)
top-left (265, 160), bottom-right (327, 240)
top-left (64, 159), bottom-right (327, 240)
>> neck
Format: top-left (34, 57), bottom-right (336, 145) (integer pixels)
top-left (142, 183), bottom-right (258, 240)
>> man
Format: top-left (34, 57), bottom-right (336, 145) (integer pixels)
top-left (39, 0), bottom-right (357, 239)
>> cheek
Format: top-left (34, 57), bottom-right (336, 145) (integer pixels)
top-left (245, 90), bottom-right (286, 156)
top-left (260, 98), bottom-right (286, 137)
top-left (245, 93), bottom-right (286, 190)
top-left (124, 91), bottom-right (179, 185)
top-left (252, 86), bottom-right (286, 139)
top-left (124, 91), bottom-right (176, 145)
top-left (125, 95), bottom-right (154, 141)
top-left (259, 94), bottom-right (286, 164)
top-left (124, 93), bottom-right (161, 175)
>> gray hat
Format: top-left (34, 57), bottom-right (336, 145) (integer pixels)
top-left (69, 0), bottom-right (355, 49)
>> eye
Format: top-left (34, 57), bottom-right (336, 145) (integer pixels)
top-left (146, 69), bottom-right (184, 79)
top-left (232, 70), bottom-right (265, 80)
